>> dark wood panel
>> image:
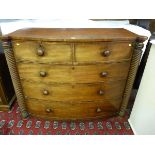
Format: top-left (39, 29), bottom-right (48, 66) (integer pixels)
top-left (0, 40), bottom-right (15, 111)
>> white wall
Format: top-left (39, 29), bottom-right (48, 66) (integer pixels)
top-left (129, 42), bottom-right (155, 135)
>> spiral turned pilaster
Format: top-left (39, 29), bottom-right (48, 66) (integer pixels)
top-left (119, 40), bottom-right (145, 116)
top-left (2, 39), bottom-right (29, 118)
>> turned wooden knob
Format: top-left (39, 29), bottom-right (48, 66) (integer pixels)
top-left (40, 71), bottom-right (47, 77)
top-left (45, 108), bottom-right (52, 113)
top-left (101, 50), bottom-right (111, 57)
top-left (100, 71), bottom-right (108, 77)
top-left (37, 46), bottom-right (44, 56)
top-left (96, 108), bottom-right (102, 113)
top-left (43, 90), bottom-right (49, 95)
top-left (98, 90), bottom-right (104, 95)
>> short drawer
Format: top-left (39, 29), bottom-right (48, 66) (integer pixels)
top-left (75, 42), bottom-right (132, 62)
top-left (13, 41), bottom-right (72, 63)
top-left (26, 98), bottom-right (121, 119)
top-left (22, 80), bottom-right (126, 101)
top-left (17, 61), bottom-right (130, 83)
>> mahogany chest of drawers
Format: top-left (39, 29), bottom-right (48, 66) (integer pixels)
top-left (1, 28), bottom-right (147, 119)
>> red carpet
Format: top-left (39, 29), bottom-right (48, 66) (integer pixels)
top-left (0, 101), bottom-right (133, 135)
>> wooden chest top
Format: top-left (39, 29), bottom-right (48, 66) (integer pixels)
top-left (3, 28), bottom-right (140, 42)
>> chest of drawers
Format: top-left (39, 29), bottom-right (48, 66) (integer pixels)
top-left (1, 28), bottom-right (147, 119)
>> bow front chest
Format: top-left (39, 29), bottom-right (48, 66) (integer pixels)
top-left (1, 28), bottom-right (147, 119)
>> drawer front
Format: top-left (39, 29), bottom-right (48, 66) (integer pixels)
top-left (22, 80), bottom-right (126, 101)
top-left (13, 41), bottom-right (72, 63)
top-left (17, 61), bottom-right (130, 83)
top-left (75, 42), bottom-right (132, 62)
top-left (26, 98), bottom-right (121, 119)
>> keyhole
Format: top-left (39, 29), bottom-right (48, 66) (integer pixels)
top-left (72, 66), bottom-right (75, 70)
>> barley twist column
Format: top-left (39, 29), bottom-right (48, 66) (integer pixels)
top-left (2, 39), bottom-right (29, 118)
top-left (119, 37), bottom-right (146, 116)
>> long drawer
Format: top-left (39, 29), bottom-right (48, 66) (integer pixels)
top-left (22, 80), bottom-right (126, 101)
top-left (13, 41), bottom-right (132, 63)
top-left (17, 61), bottom-right (130, 83)
top-left (26, 98), bottom-right (121, 119)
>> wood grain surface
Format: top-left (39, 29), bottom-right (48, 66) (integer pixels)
top-left (3, 28), bottom-right (140, 42)
top-left (17, 61), bottom-right (130, 83)
top-left (75, 42), bottom-right (132, 62)
top-left (26, 98), bottom-right (121, 120)
top-left (22, 80), bottom-right (126, 101)
top-left (13, 41), bottom-right (72, 63)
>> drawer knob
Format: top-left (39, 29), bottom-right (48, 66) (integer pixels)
top-left (96, 108), bottom-right (102, 113)
top-left (37, 46), bottom-right (44, 56)
top-left (101, 50), bottom-right (111, 57)
top-left (43, 90), bottom-right (49, 95)
top-left (100, 71), bottom-right (108, 77)
top-left (98, 90), bottom-right (104, 95)
top-left (40, 71), bottom-right (47, 77)
top-left (45, 108), bottom-right (52, 113)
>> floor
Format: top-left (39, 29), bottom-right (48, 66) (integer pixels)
top-left (0, 100), bottom-right (134, 135)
